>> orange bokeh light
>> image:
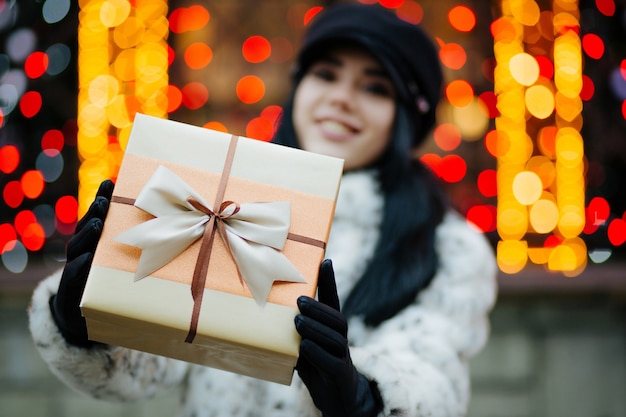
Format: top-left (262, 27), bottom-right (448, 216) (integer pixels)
top-left (448, 5), bottom-right (476, 32)
top-left (396, 0), bottom-right (423, 24)
top-left (169, 5), bottom-right (210, 33)
top-left (184, 42), bottom-right (213, 69)
top-left (236, 75), bottom-right (265, 104)
top-left (438, 41), bottom-right (467, 70)
top-left (166, 84), bottom-right (183, 113)
top-left (445, 79), bottom-right (474, 107)
top-left (21, 170), bottom-right (45, 199)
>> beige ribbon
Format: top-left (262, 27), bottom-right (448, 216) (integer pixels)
top-left (114, 164), bottom-right (308, 341)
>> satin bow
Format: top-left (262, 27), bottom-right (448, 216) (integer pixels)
top-left (114, 165), bottom-right (306, 306)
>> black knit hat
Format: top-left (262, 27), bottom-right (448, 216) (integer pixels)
top-left (294, 2), bottom-right (443, 146)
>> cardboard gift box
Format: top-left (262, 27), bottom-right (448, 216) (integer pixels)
top-left (80, 113), bottom-right (343, 385)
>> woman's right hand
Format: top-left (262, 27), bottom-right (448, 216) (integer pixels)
top-left (49, 180), bottom-right (114, 347)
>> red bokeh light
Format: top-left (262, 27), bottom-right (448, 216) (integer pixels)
top-left (596, 0), bottom-right (616, 16)
top-left (535, 56), bottom-right (554, 80)
top-left (379, 0), bottom-right (404, 9)
top-left (3, 180), bottom-right (24, 208)
top-left (622, 99), bottom-right (626, 120)
top-left (22, 222), bottom-right (45, 251)
top-left (303, 6), bottom-right (323, 25)
top-left (584, 196), bottom-right (610, 234)
top-left (580, 75), bottom-right (595, 101)
top-left (41, 129), bottom-right (64, 155)
top-left (477, 169), bottom-right (497, 198)
top-left (24, 51), bottom-right (49, 79)
top-left (182, 82), bottom-right (209, 110)
top-left (0, 224), bottom-right (17, 254)
top-left (466, 205), bottom-right (497, 233)
top-left (582, 33), bottom-right (605, 60)
top-left (607, 218), bottom-right (626, 246)
top-left (20, 91), bottom-right (43, 118)
top-left (55, 195), bottom-right (78, 224)
top-left (242, 36), bottom-right (271, 64)
top-left (14, 210), bottom-right (37, 236)
top-left (478, 91), bottom-right (499, 118)
top-left (440, 154), bottom-right (467, 183)
top-left (0, 145), bottom-right (20, 174)
top-left (0, 223), bottom-right (17, 255)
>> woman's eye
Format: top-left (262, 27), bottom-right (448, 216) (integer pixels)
top-left (364, 82), bottom-right (393, 97)
top-left (311, 68), bottom-right (336, 81)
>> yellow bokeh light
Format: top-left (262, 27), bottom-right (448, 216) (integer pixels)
top-left (498, 202), bottom-right (528, 240)
top-left (526, 155), bottom-right (556, 188)
top-left (530, 199), bottom-right (559, 233)
top-left (113, 16), bottom-right (145, 48)
top-left (509, 53), bottom-right (539, 86)
top-left (510, 0), bottom-right (541, 26)
top-left (525, 84), bottom-right (555, 119)
top-left (107, 95), bottom-right (132, 128)
top-left (88, 74), bottom-right (120, 107)
top-left (100, 0), bottom-right (132, 28)
top-left (513, 171), bottom-right (543, 205)
top-left (555, 127), bottom-right (583, 166)
top-left (497, 240), bottom-right (528, 274)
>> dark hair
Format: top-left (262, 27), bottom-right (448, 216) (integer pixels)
top-left (272, 89), bottom-right (448, 326)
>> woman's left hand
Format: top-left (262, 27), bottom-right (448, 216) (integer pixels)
top-left (295, 259), bottom-right (383, 417)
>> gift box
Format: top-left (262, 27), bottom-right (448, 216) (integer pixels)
top-left (80, 113), bottom-right (343, 385)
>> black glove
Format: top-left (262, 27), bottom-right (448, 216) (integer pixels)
top-left (49, 180), bottom-right (114, 347)
top-left (295, 259), bottom-right (384, 417)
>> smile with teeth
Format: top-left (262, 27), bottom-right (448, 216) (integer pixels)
top-left (319, 120), bottom-right (357, 136)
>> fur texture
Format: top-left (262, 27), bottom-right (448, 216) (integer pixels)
top-left (29, 170), bottom-right (497, 416)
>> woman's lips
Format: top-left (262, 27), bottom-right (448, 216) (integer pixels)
top-left (317, 119), bottom-right (358, 140)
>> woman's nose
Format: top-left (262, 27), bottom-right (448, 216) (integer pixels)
top-left (327, 80), bottom-right (355, 108)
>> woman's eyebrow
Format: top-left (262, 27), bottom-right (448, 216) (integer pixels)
top-left (364, 67), bottom-right (389, 79)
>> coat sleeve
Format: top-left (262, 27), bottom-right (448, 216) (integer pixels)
top-left (28, 268), bottom-right (190, 402)
top-left (348, 212), bottom-right (498, 417)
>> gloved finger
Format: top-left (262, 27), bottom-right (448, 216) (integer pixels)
top-left (299, 338), bottom-right (346, 378)
top-left (56, 252), bottom-right (94, 310)
top-left (75, 180), bottom-right (114, 233)
top-left (297, 295), bottom-right (347, 337)
top-left (67, 218), bottom-right (103, 262)
top-left (317, 259), bottom-right (340, 311)
top-left (295, 314), bottom-right (346, 357)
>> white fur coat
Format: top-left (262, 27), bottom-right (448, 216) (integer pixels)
top-left (29, 170), bottom-right (497, 417)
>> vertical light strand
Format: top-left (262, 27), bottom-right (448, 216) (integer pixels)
top-left (494, 0), bottom-right (587, 276)
top-left (77, 0), bottom-right (169, 217)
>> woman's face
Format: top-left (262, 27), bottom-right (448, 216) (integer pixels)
top-left (293, 46), bottom-right (396, 170)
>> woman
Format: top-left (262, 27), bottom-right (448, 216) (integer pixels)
top-left (29, 3), bottom-right (497, 416)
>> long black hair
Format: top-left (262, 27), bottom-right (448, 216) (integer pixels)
top-left (272, 89), bottom-right (448, 326)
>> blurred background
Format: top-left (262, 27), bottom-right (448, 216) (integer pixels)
top-left (0, 0), bottom-right (625, 416)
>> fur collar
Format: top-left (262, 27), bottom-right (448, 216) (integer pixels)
top-left (325, 170), bottom-right (383, 304)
